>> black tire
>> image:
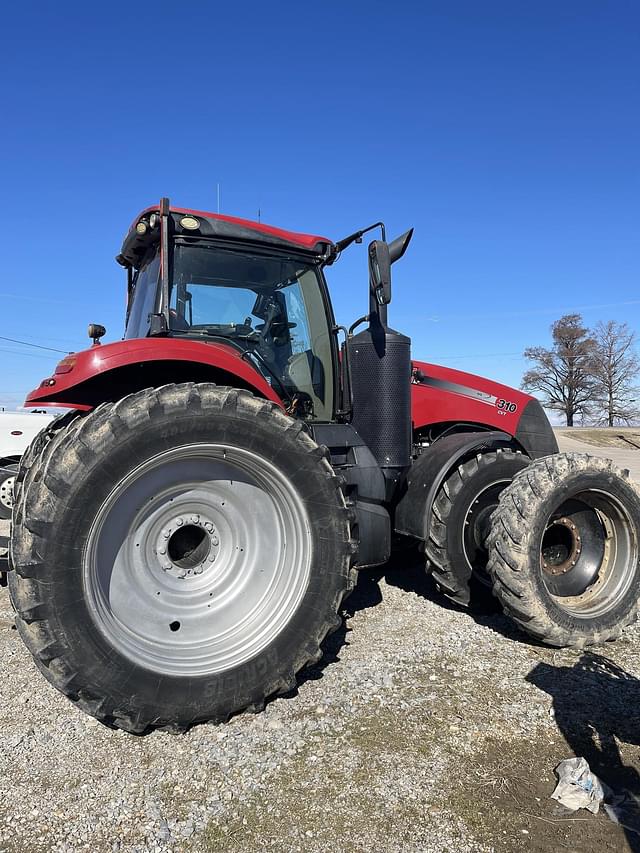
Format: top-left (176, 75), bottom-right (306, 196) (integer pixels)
top-left (425, 449), bottom-right (530, 607)
top-left (12, 411), bottom-right (84, 517)
top-left (487, 453), bottom-right (640, 648)
top-left (0, 462), bottom-right (18, 520)
top-left (9, 384), bottom-right (355, 733)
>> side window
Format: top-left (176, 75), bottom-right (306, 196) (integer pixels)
top-left (284, 271), bottom-right (335, 420)
top-left (282, 283), bottom-right (312, 355)
top-left (125, 252), bottom-right (160, 339)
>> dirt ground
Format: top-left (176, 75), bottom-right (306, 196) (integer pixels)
top-left (2, 433), bottom-right (640, 851)
top-left (555, 427), bottom-right (640, 450)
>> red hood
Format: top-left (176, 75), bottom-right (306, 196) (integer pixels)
top-left (410, 359), bottom-right (536, 436)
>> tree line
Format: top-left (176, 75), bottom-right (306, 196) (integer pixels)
top-left (522, 314), bottom-right (640, 427)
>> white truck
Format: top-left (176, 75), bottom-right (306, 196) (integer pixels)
top-left (0, 411), bottom-right (54, 519)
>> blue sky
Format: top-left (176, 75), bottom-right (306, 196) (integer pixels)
top-left (1, 1), bottom-right (638, 410)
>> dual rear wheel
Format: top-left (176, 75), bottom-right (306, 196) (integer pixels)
top-left (426, 449), bottom-right (640, 647)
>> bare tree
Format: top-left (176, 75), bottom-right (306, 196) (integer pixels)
top-left (590, 320), bottom-right (640, 426)
top-left (522, 314), bottom-right (596, 427)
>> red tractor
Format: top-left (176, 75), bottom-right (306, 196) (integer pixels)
top-left (8, 200), bottom-right (640, 732)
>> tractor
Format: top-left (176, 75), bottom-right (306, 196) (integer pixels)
top-left (8, 199), bottom-right (640, 733)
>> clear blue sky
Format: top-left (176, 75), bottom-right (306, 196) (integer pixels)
top-left (1, 1), bottom-right (638, 410)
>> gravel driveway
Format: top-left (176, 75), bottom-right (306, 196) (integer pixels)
top-left (2, 443), bottom-right (640, 852)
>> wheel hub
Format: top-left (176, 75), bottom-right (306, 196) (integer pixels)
top-left (156, 514), bottom-right (220, 579)
top-left (539, 500), bottom-right (607, 598)
top-left (541, 517), bottom-right (582, 575)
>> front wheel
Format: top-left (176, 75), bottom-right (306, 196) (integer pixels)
top-left (10, 384), bottom-right (355, 732)
top-left (487, 453), bottom-right (640, 647)
top-left (425, 449), bottom-right (530, 608)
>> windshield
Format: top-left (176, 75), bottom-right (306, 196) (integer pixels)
top-left (169, 243), bottom-right (335, 419)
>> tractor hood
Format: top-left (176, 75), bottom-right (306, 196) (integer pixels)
top-left (25, 338), bottom-right (283, 410)
top-left (411, 360), bottom-right (558, 458)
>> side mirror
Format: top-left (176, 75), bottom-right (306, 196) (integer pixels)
top-left (388, 228), bottom-right (414, 264)
top-left (368, 240), bottom-right (392, 305)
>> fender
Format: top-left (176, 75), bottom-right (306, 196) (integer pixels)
top-left (395, 430), bottom-right (525, 542)
top-left (24, 338), bottom-right (284, 409)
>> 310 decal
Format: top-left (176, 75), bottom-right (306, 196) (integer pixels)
top-left (496, 398), bottom-right (518, 414)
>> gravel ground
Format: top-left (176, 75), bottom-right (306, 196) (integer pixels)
top-left (2, 476), bottom-right (640, 852)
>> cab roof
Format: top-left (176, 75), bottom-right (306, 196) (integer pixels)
top-left (119, 204), bottom-right (335, 269)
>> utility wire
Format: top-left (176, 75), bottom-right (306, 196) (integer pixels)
top-left (0, 335), bottom-right (69, 354)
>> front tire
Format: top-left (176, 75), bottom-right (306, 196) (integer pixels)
top-left (10, 384), bottom-right (355, 732)
top-left (425, 449), bottom-right (530, 607)
top-left (488, 453), bottom-right (640, 647)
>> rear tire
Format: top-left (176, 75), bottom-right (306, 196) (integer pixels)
top-left (425, 449), bottom-right (530, 607)
top-left (10, 384), bottom-right (355, 732)
top-left (488, 453), bottom-right (640, 647)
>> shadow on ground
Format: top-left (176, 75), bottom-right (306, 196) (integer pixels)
top-left (295, 544), bottom-right (527, 696)
top-left (528, 652), bottom-right (640, 852)
top-left (345, 544), bottom-right (528, 643)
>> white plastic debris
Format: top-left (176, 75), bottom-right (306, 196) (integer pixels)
top-left (551, 757), bottom-right (606, 814)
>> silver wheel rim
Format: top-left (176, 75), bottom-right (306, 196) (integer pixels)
top-left (540, 489), bottom-right (638, 618)
top-left (0, 471), bottom-right (16, 511)
top-left (83, 444), bottom-right (311, 676)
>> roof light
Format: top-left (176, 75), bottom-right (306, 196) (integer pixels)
top-left (180, 216), bottom-right (200, 230)
top-left (136, 220), bottom-right (148, 235)
top-left (149, 213), bottom-right (159, 228)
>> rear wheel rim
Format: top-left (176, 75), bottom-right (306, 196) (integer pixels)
top-left (539, 490), bottom-right (637, 618)
top-left (83, 444), bottom-right (311, 677)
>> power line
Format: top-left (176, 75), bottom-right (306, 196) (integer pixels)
top-left (0, 335), bottom-right (68, 354)
top-left (0, 347), bottom-right (60, 360)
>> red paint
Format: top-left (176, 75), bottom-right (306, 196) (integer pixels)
top-left (410, 360), bottom-right (534, 436)
top-left (24, 338), bottom-right (534, 446)
top-left (24, 338), bottom-right (283, 409)
top-left (131, 205), bottom-right (333, 253)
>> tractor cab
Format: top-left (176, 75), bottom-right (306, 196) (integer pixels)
top-left (119, 203), bottom-right (339, 420)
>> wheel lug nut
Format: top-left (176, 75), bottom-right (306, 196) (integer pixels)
top-left (212, 536), bottom-right (219, 546)
top-left (176, 518), bottom-right (183, 526)
top-left (191, 514), bottom-right (199, 524)
top-left (158, 548), bottom-right (166, 555)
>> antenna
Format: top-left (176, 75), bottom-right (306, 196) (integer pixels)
top-left (258, 207), bottom-right (261, 223)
